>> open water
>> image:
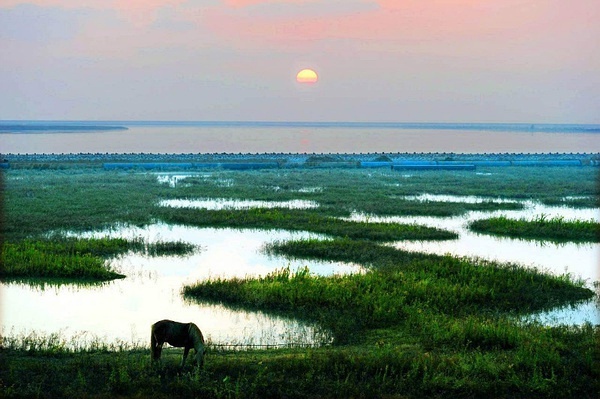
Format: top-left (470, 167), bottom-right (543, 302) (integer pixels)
top-left (1, 121), bottom-right (599, 154)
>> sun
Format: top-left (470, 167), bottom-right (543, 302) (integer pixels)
top-left (296, 68), bottom-right (318, 84)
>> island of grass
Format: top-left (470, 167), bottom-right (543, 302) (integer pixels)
top-left (469, 215), bottom-right (600, 243)
top-left (0, 236), bottom-right (197, 281)
top-left (157, 207), bottom-right (458, 241)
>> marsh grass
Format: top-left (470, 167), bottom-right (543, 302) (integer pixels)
top-left (3, 166), bottom-right (598, 242)
top-left (469, 214), bottom-right (600, 243)
top-left (157, 207), bottom-right (458, 241)
top-left (188, 239), bottom-right (593, 336)
top-left (0, 236), bottom-right (197, 280)
top-left (179, 239), bottom-right (598, 397)
top-left (1, 239), bottom-right (125, 280)
top-left (2, 163), bottom-right (599, 398)
top-left (2, 169), bottom-right (166, 241)
top-left (2, 323), bottom-right (598, 399)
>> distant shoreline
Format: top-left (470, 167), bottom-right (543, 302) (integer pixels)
top-left (1, 121), bottom-right (600, 133)
top-left (0, 124), bottom-right (128, 134)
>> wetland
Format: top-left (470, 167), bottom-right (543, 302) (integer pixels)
top-left (1, 160), bottom-right (599, 398)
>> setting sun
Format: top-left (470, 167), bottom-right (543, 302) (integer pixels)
top-left (296, 68), bottom-right (318, 84)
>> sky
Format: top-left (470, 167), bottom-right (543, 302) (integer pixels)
top-left (1, 0), bottom-right (599, 123)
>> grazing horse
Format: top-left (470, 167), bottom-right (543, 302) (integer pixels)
top-left (151, 319), bottom-right (206, 368)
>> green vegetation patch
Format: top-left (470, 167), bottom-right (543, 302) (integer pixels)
top-left (157, 207), bottom-right (457, 241)
top-left (1, 323), bottom-right (599, 399)
top-left (469, 215), bottom-right (600, 243)
top-left (4, 166), bottom-right (598, 242)
top-left (180, 238), bottom-right (597, 398)
top-left (1, 238), bottom-right (126, 281)
top-left (187, 239), bottom-right (592, 334)
top-left (0, 236), bottom-right (197, 281)
top-left (2, 169), bottom-right (169, 241)
top-left (357, 197), bottom-right (525, 217)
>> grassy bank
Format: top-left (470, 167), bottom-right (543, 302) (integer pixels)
top-left (0, 236), bottom-right (196, 280)
top-left (469, 215), bottom-right (600, 243)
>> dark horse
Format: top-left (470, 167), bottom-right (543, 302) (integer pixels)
top-left (151, 319), bottom-right (206, 368)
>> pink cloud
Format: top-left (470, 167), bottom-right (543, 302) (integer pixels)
top-left (1, 0), bottom-right (188, 26)
top-left (194, 0), bottom-right (599, 71)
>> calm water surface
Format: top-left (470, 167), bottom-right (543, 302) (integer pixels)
top-left (1, 225), bottom-right (362, 348)
top-left (2, 123), bottom-right (599, 153)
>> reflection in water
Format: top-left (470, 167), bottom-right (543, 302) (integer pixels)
top-left (0, 278), bottom-right (112, 293)
top-left (344, 197), bottom-right (599, 326)
top-left (1, 225), bottom-right (361, 349)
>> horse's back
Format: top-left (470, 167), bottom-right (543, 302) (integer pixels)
top-left (152, 319), bottom-right (193, 348)
top-left (152, 319), bottom-right (177, 331)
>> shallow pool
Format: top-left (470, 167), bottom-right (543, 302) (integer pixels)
top-left (1, 225), bottom-right (362, 349)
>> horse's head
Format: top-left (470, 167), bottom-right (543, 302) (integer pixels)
top-left (194, 347), bottom-right (206, 368)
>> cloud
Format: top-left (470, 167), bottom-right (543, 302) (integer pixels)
top-left (1, 0), bottom-right (598, 122)
top-left (224, 0), bottom-right (379, 18)
top-left (0, 0), bottom-right (192, 27)
top-left (0, 4), bottom-right (87, 44)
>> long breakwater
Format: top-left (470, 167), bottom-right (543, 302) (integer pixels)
top-left (2, 152), bottom-right (599, 170)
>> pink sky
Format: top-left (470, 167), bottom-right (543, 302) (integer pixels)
top-left (1, 0), bottom-right (599, 122)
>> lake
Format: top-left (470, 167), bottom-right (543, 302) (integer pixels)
top-left (1, 121), bottom-right (599, 154)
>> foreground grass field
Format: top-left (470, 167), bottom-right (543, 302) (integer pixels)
top-left (1, 162), bottom-right (599, 398)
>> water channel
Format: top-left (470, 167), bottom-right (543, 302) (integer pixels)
top-left (1, 225), bottom-right (362, 349)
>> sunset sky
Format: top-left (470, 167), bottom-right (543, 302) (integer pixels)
top-left (1, 0), bottom-right (599, 123)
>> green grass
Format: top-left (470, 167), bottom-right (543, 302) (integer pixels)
top-left (2, 169), bottom-right (166, 241)
top-left (1, 163), bottom-right (599, 398)
top-left (1, 324), bottom-right (598, 398)
top-left (179, 238), bottom-right (597, 398)
top-left (187, 239), bottom-right (593, 339)
top-left (1, 238), bottom-right (126, 280)
top-left (157, 207), bottom-right (458, 241)
top-left (0, 236), bottom-right (197, 280)
top-left (469, 215), bottom-right (600, 243)
top-left (4, 166), bottom-right (598, 242)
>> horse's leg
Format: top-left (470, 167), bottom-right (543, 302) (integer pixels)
top-left (155, 343), bottom-right (163, 361)
top-left (152, 341), bottom-right (163, 362)
top-left (151, 332), bottom-right (161, 361)
top-left (181, 346), bottom-right (190, 368)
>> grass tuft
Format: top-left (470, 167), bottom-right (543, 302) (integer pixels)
top-left (469, 214), bottom-right (600, 243)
